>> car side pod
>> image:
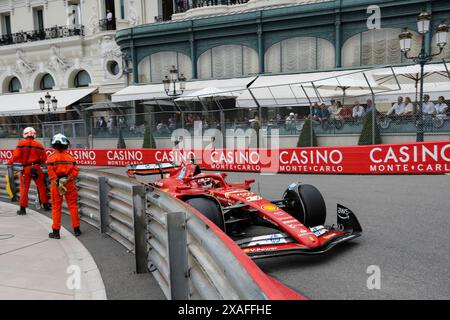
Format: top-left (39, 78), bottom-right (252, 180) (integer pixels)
top-left (336, 204), bottom-right (363, 234)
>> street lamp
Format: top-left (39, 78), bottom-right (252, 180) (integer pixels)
top-left (163, 65), bottom-right (186, 97)
top-left (399, 12), bottom-right (449, 142)
top-left (38, 92), bottom-right (58, 113)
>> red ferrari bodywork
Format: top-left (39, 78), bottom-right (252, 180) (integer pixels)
top-left (128, 162), bottom-right (362, 259)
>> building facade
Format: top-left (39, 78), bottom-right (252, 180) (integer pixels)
top-left (0, 0), bottom-right (164, 114)
top-left (116, 0), bottom-right (450, 85)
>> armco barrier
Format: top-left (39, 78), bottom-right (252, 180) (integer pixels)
top-left (0, 164), bottom-right (303, 300)
top-left (1, 141), bottom-right (450, 174)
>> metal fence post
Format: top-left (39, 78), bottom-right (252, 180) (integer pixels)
top-left (132, 185), bottom-right (148, 274)
top-left (98, 177), bottom-right (110, 233)
top-left (167, 211), bottom-right (189, 300)
top-left (7, 166), bottom-right (17, 201)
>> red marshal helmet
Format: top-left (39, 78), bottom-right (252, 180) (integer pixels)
top-left (23, 127), bottom-right (37, 139)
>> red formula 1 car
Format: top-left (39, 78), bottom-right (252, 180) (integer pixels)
top-left (127, 162), bottom-right (362, 259)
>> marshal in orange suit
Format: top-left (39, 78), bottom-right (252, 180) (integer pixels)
top-left (8, 127), bottom-right (50, 215)
top-left (46, 133), bottom-right (81, 239)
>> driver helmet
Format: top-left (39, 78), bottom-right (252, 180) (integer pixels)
top-left (23, 127), bottom-right (37, 139)
top-left (51, 133), bottom-right (70, 150)
top-left (197, 177), bottom-right (213, 189)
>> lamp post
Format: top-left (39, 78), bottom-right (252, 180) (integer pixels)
top-left (39, 92), bottom-right (58, 124)
top-left (399, 12), bottom-right (449, 142)
top-left (38, 92), bottom-right (58, 113)
top-left (163, 65), bottom-right (186, 97)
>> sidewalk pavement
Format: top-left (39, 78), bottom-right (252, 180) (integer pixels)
top-left (0, 203), bottom-right (107, 300)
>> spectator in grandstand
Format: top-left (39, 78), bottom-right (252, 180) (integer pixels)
top-left (185, 113), bottom-right (194, 130)
top-left (107, 117), bottom-right (115, 135)
top-left (435, 96), bottom-right (449, 115)
top-left (352, 101), bottom-right (366, 120)
top-left (95, 116), bottom-right (107, 133)
top-left (118, 116), bottom-right (127, 129)
top-left (276, 113), bottom-right (283, 126)
top-left (402, 97), bottom-right (414, 117)
top-left (285, 113), bottom-right (296, 133)
top-left (422, 94), bottom-right (435, 115)
top-left (319, 103), bottom-right (329, 123)
top-left (365, 99), bottom-right (376, 114)
top-left (310, 102), bottom-right (321, 121)
top-left (340, 104), bottom-right (353, 120)
top-left (168, 117), bottom-right (177, 131)
top-left (386, 96), bottom-right (406, 117)
top-left (156, 122), bottom-right (170, 135)
top-left (328, 100), bottom-right (343, 120)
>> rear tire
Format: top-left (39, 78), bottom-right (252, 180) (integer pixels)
top-left (283, 184), bottom-right (326, 227)
top-left (185, 197), bottom-right (225, 231)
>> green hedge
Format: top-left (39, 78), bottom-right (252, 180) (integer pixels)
top-left (142, 125), bottom-right (156, 149)
top-left (358, 111), bottom-right (382, 145)
top-left (297, 119), bottom-right (317, 147)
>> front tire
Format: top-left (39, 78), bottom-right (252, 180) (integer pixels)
top-left (185, 197), bottom-right (225, 231)
top-left (283, 184), bottom-right (326, 227)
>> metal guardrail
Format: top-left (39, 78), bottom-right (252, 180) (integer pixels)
top-left (0, 164), bottom-right (294, 300)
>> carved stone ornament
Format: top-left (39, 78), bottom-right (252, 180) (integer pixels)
top-left (15, 50), bottom-right (36, 75)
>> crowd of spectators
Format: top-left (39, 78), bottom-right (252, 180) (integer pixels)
top-left (308, 99), bottom-right (374, 125)
top-left (91, 95), bottom-right (449, 137)
top-left (386, 95), bottom-right (448, 118)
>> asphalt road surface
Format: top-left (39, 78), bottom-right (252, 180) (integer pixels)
top-left (101, 167), bottom-right (450, 300)
top-left (225, 173), bottom-right (450, 300)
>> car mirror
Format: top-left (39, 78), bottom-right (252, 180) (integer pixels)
top-left (245, 179), bottom-right (255, 185)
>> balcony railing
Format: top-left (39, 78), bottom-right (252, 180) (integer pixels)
top-left (175, 0), bottom-right (250, 14)
top-left (99, 18), bottom-right (117, 31)
top-left (0, 25), bottom-right (84, 46)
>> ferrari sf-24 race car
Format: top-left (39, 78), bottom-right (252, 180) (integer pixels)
top-left (127, 162), bottom-right (362, 259)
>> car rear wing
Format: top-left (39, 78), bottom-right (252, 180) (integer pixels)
top-left (126, 163), bottom-right (180, 177)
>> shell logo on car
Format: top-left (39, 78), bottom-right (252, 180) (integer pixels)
top-left (262, 204), bottom-right (278, 211)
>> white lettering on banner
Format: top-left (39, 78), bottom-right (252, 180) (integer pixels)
top-left (370, 163), bottom-right (449, 173)
top-left (0, 142), bottom-right (449, 174)
top-left (70, 150), bottom-right (96, 161)
top-left (107, 150), bottom-right (143, 162)
top-left (279, 165), bottom-right (344, 173)
top-left (279, 150), bottom-right (343, 165)
top-left (208, 150), bottom-right (261, 165)
top-left (155, 150), bottom-right (198, 163)
top-left (370, 144), bottom-right (450, 164)
top-left (0, 150), bottom-right (12, 160)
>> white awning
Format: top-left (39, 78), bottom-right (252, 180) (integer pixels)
top-left (174, 87), bottom-right (240, 102)
top-left (236, 69), bottom-right (369, 108)
top-left (111, 77), bottom-right (257, 103)
top-left (0, 87), bottom-right (97, 116)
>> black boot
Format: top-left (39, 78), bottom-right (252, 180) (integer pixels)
top-left (17, 206), bottom-right (26, 215)
top-left (49, 229), bottom-right (60, 239)
top-left (74, 227), bottom-right (82, 237)
top-left (42, 203), bottom-right (51, 211)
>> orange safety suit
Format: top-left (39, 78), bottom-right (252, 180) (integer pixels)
top-left (8, 137), bottom-right (49, 208)
top-left (46, 150), bottom-right (80, 230)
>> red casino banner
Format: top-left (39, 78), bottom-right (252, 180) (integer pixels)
top-left (1, 141), bottom-right (449, 174)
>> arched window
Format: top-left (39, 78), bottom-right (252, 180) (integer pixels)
top-left (342, 28), bottom-right (421, 67)
top-left (432, 32), bottom-right (450, 61)
top-left (138, 51), bottom-right (192, 83)
top-left (197, 45), bottom-right (258, 79)
top-left (8, 77), bottom-right (22, 93)
top-left (74, 70), bottom-right (91, 87)
top-left (265, 37), bottom-right (335, 73)
top-left (40, 74), bottom-right (55, 90)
